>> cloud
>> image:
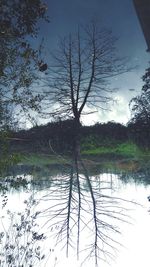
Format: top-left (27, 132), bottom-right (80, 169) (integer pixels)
top-left (81, 95), bottom-right (131, 125)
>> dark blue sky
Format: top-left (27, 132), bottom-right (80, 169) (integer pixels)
top-left (43, 0), bottom-right (147, 55)
top-left (38, 0), bottom-right (149, 124)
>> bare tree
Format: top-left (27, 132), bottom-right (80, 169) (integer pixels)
top-left (42, 22), bottom-right (129, 126)
top-left (41, 22), bottom-right (130, 153)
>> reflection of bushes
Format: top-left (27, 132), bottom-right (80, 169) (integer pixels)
top-left (120, 165), bottom-right (150, 185)
top-left (5, 176), bottom-right (28, 189)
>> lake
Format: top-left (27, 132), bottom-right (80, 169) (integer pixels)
top-left (0, 160), bottom-right (150, 267)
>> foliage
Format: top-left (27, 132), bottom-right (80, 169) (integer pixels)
top-left (129, 67), bottom-right (150, 148)
top-left (11, 119), bottom-right (79, 154)
top-left (10, 119), bottom-right (149, 155)
top-left (130, 93), bottom-right (150, 124)
top-left (6, 118), bottom-right (150, 160)
top-left (0, 0), bottom-right (48, 128)
top-left (127, 120), bottom-right (150, 148)
top-left (0, 127), bottom-right (22, 177)
top-left (0, 194), bottom-right (49, 267)
top-left (0, 0), bottom-right (48, 76)
top-left (130, 67), bottom-right (150, 124)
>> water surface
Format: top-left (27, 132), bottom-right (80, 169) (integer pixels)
top-left (0, 162), bottom-right (150, 267)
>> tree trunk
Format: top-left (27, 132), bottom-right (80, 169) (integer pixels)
top-left (72, 117), bottom-right (81, 157)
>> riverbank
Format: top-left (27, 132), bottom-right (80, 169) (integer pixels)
top-left (17, 141), bottom-right (150, 173)
top-left (1, 139), bottom-right (150, 177)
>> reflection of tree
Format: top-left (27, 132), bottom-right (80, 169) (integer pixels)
top-left (40, 154), bottom-right (133, 266)
top-left (0, 153), bottom-right (139, 266)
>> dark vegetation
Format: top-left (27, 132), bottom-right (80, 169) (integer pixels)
top-left (0, 0), bottom-right (48, 129)
top-left (128, 66), bottom-right (150, 149)
top-left (9, 119), bottom-right (150, 156)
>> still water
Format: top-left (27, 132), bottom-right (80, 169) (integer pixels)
top-left (0, 162), bottom-right (150, 267)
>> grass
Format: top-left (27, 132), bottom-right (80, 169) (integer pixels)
top-left (81, 141), bottom-right (142, 158)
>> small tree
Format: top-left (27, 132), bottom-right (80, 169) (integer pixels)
top-left (130, 66), bottom-right (150, 124)
top-left (130, 93), bottom-right (150, 125)
top-left (129, 67), bottom-right (150, 147)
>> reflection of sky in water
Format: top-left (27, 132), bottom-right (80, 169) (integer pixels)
top-left (0, 173), bottom-right (150, 267)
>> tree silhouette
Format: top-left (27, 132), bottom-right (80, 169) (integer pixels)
top-left (41, 22), bottom-right (130, 153)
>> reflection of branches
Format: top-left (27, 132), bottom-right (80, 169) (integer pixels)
top-left (120, 168), bottom-right (150, 186)
top-left (80, 158), bottom-right (99, 266)
top-left (75, 154), bottom-right (81, 259)
top-left (66, 166), bottom-right (73, 256)
top-left (39, 154), bottom-right (136, 267)
top-left (79, 157), bottom-right (132, 266)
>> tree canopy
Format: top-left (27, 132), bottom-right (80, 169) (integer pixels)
top-left (0, 0), bottom-right (48, 129)
top-left (130, 67), bottom-right (150, 125)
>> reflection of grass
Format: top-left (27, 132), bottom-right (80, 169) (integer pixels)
top-left (21, 153), bottom-right (69, 166)
top-left (13, 142), bottom-right (150, 176)
top-left (81, 141), bottom-right (150, 174)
